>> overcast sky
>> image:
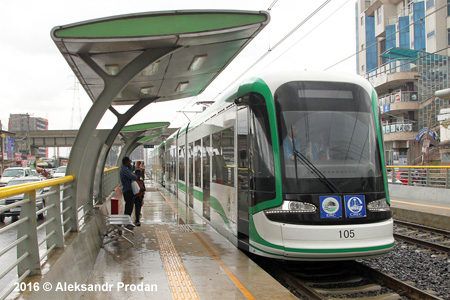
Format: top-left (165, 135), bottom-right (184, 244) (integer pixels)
top-left (0, 0), bottom-right (357, 134)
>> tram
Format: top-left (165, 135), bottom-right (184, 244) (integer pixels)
top-left (150, 69), bottom-right (394, 260)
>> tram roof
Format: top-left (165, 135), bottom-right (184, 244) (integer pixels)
top-left (51, 10), bottom-right (270, 105)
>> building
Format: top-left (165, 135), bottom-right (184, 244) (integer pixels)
top-left (8, 114), bottom-right (49, 158)
top-left (356, 0), bottom-right (450, 165)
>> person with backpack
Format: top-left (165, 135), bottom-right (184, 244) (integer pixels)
top-left (134, 169), bottom-right (146, 226)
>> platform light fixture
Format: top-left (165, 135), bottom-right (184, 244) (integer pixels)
top-left (175, 82), bottom-right (189, 93)
top-left (188, 55), bottom-right (207, 71)
top-left (140, 86), bottom-right (155, 97)
top-left (142, 61), bottom-right (160, 76)
top-left (105, 64), bottom-right (120, 76)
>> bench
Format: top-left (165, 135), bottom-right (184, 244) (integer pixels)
top-left (102, 215), bottom-right (135, 247)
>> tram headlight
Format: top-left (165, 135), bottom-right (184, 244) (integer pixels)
top-left (265, 201), bottom-right (316, 214)
top-left (367, 198), bottom-right (390, 211)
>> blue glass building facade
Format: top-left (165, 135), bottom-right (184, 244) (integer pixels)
top-left (365, 15), bottom-right (377, 72)
top-left (413, 2), bottom-right (426, 51)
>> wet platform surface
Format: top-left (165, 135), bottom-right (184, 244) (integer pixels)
top-left (82, 183), bottom-right (296, 300)
top-left (390, 197), bottom-right (450, 217)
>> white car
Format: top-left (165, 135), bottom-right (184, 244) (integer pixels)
top-left (52, 166), bottom-right (67, 178)
top-left (0, 167), bottom-right (32, 187)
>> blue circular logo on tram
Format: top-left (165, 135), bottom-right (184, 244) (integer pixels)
top-left (347, 197), bottom-right (363, 213)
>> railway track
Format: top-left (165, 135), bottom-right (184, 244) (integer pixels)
top-left (254, 257), bottom-right (444, 300)
top-left (394, 220), bottom-right (450, 253)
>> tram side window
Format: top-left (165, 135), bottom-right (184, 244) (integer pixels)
top-left (202, 136), bottom-right (211, 189)
top-left (179, 146), bottom-right (185, 182)
top-left (212, 127), bottom-right (235, 187)
top-left (249, 93), bottom-right (276, 201)
top-left (194, 140), bottom-right (201, 188)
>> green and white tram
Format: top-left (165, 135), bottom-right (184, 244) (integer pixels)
top-left (151, 69), bottom-right (394, 260)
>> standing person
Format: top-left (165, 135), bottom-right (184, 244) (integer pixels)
top-left (134, 169), bottom-right (146, 226)
top-left (120, 157), bottom-right (137, 228)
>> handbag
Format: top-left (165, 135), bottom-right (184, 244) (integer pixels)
top-left (131, 180), bottom-right (140, 195)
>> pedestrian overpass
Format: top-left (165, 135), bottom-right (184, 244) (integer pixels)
top-left (0, 10), bottom-right (270, 300)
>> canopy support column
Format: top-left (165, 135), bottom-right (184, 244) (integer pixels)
top-left (63, 47), bottom-right (179, 232)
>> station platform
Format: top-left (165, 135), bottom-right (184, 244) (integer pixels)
top-left (389, 185), bottom-right (450, 230)
top-left (82, 182), bottom-right (297, 300)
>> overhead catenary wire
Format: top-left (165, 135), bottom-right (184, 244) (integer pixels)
top-left (171, 0), bottom-right (332, 125)
top-left (208, 0), bottom-right (332, 103)
top-left (267, 0), bottom-right (279, 11)
top-left (262, 0), bottom-right (351, 70)
top-left (324, 1), bottom-right (450, 71)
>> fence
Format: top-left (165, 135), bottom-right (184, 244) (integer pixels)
top-left (0, 167), bottom-right (119, 300)
top-left (386, 165), bottom-right (450, 189)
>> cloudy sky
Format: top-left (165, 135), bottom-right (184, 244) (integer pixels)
top-left (0, 0), bottom-right (357, 134)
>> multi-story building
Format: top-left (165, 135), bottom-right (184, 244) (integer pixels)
top-left (8, 114), bottom-right (49, 158)
top-left (356, 0), bottom-right (450, 165)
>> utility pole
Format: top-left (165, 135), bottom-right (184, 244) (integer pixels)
top-left (0, 121), bottom-right (4, 174)
top-left (26, 113), bottom-right (31, 156)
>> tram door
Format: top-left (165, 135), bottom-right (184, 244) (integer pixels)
top-left (202, 136), bottom-right (211, 220)
top-left (188, 143), bottom-right (194, 208)
top-left (237, 107), bottom-right (250, 250)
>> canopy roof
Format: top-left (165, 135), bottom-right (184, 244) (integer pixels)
top-left (51, 10), bottom-right (270, 105)
top-left (381, 47), bottom-right (446, 62)
top-left (120, 122), bottom-right (170, 144)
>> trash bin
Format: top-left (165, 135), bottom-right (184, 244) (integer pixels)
top-left (111, 197), bottom-right (120, 215)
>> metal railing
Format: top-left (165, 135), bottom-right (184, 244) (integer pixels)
top-left (102, 167), bottom-right (119, 200)
top-left (378, 91), bottom-right (418, 106)
top-left (0, 167), bottom-right (120, 300)
top-left (365, 60), bottom-right (417, 86)
top-left (386, 165), bottom-right (450, 189)
top-left (0, 175), bottom-right (74, 300)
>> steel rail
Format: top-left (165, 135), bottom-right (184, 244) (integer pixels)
top-left (394, 233), bottom-right (450, 253)
top-left (394, 220), bottom-right (450, 236)
top-left (353, 262), bottom-right (444, 300)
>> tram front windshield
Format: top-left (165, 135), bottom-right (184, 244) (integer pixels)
top-left (275, 81), bottom-right (384, 194)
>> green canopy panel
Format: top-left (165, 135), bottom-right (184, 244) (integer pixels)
top-left (120, 122), bottom-right (170, 141)
top-left (381, 47), bottom-right (446, 62)
top-left (52, 10), bottom-right (270, 105)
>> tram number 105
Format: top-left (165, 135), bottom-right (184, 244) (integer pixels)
top-left (339, 230), bottom-right (355, 239)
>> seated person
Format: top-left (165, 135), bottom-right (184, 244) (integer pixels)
top-left (283, 125), bottom-right (300, 161)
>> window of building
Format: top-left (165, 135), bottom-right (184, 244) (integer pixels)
top-left (413, 1), bottom-right (426, 51)
top-left (448, 28), bottom-right (450, 45)
top-left (361, 44), bottom-right (364, 50)
top-left (426, 0), bottom-right (434, 9)
top-left (448, 0), bottom-right (450, 17)
top-left (362, 65), bottom-right (365, 72)
top-left (361, 16), bottom-right (364, 25)
top-left (377, 7), bottom-right (382, 24)
top-left (427, 30), bottom-right (435, 38)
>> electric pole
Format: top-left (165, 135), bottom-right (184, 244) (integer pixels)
top-left (0, 121), bottom-right (4, 174)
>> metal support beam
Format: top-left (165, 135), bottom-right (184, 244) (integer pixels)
top-left (94, 98), bottom-right (157, 203)
top-left (17, 192), bottom-right (40, 276)
top-left (64, 47), bottom-right (180, 232)
top-left (117, 132), bottom-right (146, 167)
top-left (46, 185), bottom-right (64, 248)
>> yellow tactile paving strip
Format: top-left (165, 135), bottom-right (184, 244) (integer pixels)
top-left (159, 191), bottom-right (256, 300)
top-left (156, 230), bottom-right (200, 300)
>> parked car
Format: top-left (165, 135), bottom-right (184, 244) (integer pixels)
top-left (0, 177), bottom-right (47, 222)
top-left (52, 166), bottom-right (67, 178)
top-left (0, 167), bottom-right (32, 187)
top-left (387, 174), bottom-right (402, 184)
top-left (396, 171), bottom-right (409, 185)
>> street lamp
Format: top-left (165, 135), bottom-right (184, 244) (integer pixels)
top-left (435, 88), bottom-right (450, 100)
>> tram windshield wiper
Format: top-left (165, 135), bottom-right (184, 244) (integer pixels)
top-left (292, 149), bottom-right (342, 195)
top-left (289, 126), bottom-right (342, 195)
